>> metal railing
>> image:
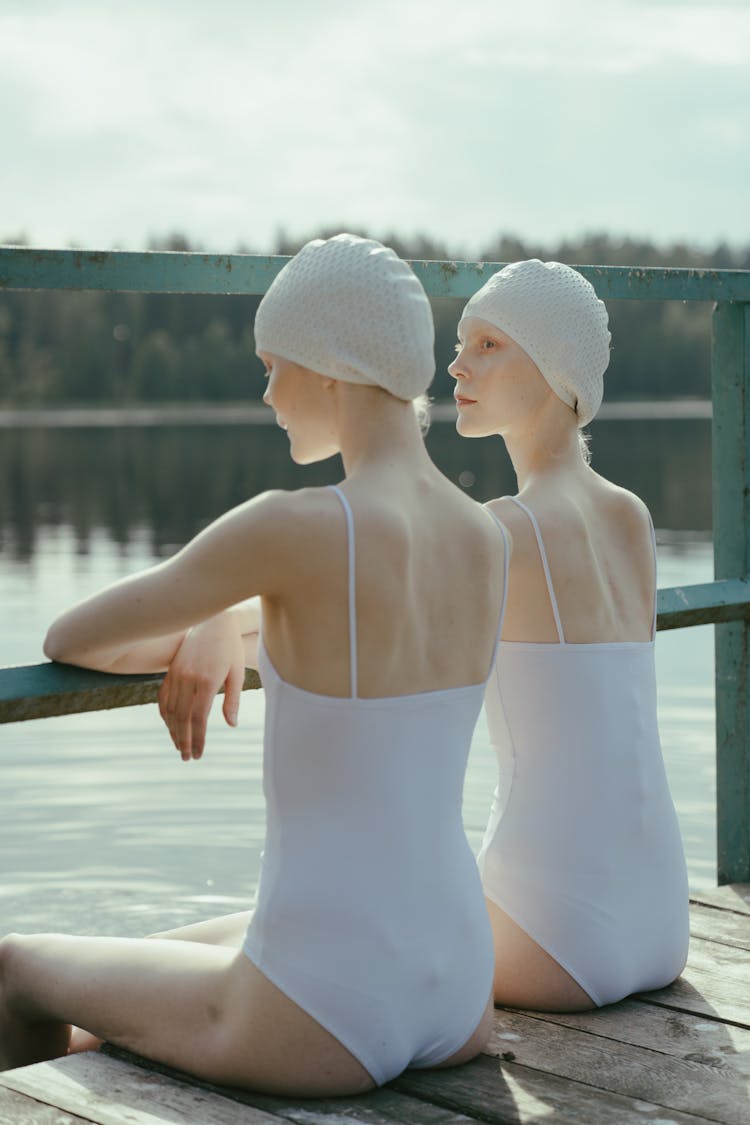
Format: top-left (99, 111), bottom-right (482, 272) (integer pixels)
top-left (1, 247), bottom-right (749, 883)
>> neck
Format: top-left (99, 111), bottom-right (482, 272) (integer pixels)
top-left (334, 384), bottom-right (432, 480)
top-left (501, 398), bottom-right (587, 492)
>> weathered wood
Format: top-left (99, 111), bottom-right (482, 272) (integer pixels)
top-left (484, 1008), bottom-right (749, 1125)
top-left (518, 997), bottom-right (750, 1077)
top-left (712, 301), bottom-right (750, 884)
top-left (0, 662), bottom-right (261, 724)
top-left (657, 578), bottom-right (750, 631)
top-left (102, 1043), bottom-right (477, 1125)
top-left (393, 1053), bottom-right (718, 1125)
top-left (2, 247), bottom-right (750, 301)
top-left (689, 901), bottom-right (750, 949)
top-left (228, 1089), bottom-right (478, 1124)
top-left (0, 1051), bottom-right (288, 1125)
top-left (0, 1084), bottom-right (91, 1124)
top-left (635, 935), bottom-right (750, 1026)
top-left (691, 884), bottom-right (750, 916)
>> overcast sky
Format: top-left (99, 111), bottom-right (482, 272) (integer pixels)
top-left (2, 0), bottom-right (748, 255)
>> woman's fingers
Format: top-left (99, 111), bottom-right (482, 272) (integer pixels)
top-left (222, 658), bottom-right (244, 728)
top-left (189, 675), bottom-right (219, 759)
top-left (157, 615), bottom-right (246, 759)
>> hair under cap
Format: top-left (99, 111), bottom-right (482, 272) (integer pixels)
top-left (459, 259), bottom-right (611, 426)
top-left (254, 233), bottom-right (435, 400)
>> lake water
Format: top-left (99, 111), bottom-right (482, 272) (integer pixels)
top-left (0, 414), bottom-right (716, 937)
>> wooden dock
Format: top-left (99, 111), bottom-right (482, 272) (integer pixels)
top-left (1, 885), bottom-right (748, 1125)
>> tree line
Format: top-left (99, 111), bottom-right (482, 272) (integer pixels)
top-left (1, 231), bottom-right (747, 406)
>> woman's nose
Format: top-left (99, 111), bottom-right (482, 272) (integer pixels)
top-left (448, 355), bottom-right (464, 380)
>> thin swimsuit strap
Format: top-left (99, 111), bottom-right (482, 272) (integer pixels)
top-left (329, 485), bottom-right (512, 699)
top-left (329, 485), bottom-right (358, 698)
top-left (505, 495), bottom-right (659, 644)
top-left (648, 514), bottom-right (658, 641)
top-left (504, 496), bottom-right (566, 643)
top-left (482, 506), bottom-right (511, 664)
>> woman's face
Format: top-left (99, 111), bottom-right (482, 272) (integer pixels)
top-left (448, 316), bottom-right (552, 437)
top-left (259, 351), bottom-right (339, 464)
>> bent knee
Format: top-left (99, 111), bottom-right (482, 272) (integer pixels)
top-left (0, 933), bottom-right (34, 1005)
top-left (0, 933), bottom-right (28, 975)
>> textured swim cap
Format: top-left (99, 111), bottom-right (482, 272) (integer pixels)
top-left (254, 233), bottom-right (435, 400)
top-left (459, 259), bottom-right (611, 426)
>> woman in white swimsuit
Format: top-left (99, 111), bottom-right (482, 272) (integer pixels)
top-left (0, 235), bottom-right (509, 1091)
top-left (450, 259), bottom-right (689, 1011)
top-left (145, 257), bottom-right (689, 1017)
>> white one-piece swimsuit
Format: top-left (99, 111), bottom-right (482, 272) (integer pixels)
top-left (243, 486), bottom-right (510, 1084)
top-left (478, 496), bottom-right (690, 1007)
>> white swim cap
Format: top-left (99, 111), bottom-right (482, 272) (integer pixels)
top-left (254, 233), bottom-right (435, 400)
top-left (459, 259), bottom-right (611, 426)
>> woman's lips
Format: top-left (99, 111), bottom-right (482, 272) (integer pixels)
top-left (454, 395), bottom-right (476, 407)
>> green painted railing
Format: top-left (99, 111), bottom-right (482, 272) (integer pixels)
top-left (1, 247), bottom-right (749, 885)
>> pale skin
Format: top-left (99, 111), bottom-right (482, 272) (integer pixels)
top-left (449, 316), bottom-right (657, 1011)
top-left (0, 355), bottom-right (502, 1090)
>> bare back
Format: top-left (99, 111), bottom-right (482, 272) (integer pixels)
top-left (490, 469), bottom-right (655, 645)
top-left (261, 472), bottom-right (507, 699)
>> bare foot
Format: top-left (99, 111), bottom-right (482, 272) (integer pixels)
top-left (68, 1027), bottom-right (104, 1054)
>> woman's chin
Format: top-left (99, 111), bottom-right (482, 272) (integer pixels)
top-left (289, 442), bottom-right (339, 466)
top-left (456, 414), bottom-right (487, 439)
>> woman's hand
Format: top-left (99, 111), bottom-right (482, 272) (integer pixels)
top-left (158, 612), bottom-right (247, 761)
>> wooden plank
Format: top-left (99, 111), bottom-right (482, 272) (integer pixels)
top-left (205, 1088), bottom-right (476, 1124)
top-left (657, 579), bottom-right (750, 631)
top-left (102, 1045), bottom-right (479, 1124)
top-left (0, 1083), bottom-right (92, 1124)
top-left (691, 884), bottom-right (750, 916)
top-left (2, 247), bottom-right (750, 302)
top-left (394, 1053), bottom-right (719, 1125)
top-left (0, 661), bottom-right (261, 724)
top-left (0, 1051), bottom-right (287, 1125)
top-left (689, 901), bottom-right (750, 949)
top-left (0, 247), bottom-right (286, 297)
top-left (637, 935), bottom-right (750, 1026)
top-left (712, 301), bottom-right (750, 884)
top-left (483, 1008), bottom-right (749, 1125)
top-left (523, 997), bottom-right (750, 1078)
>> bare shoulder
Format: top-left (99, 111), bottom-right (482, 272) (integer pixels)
top-left (484, 495), bottom-right (530, 544)
top-left (214, 486), bottom-right (344, 544)
top-left (591, 476), bottom-right (653, 541)
top-left (426, 486), bottom-right (513, 563)
top-left (182, 485), bottom-right (349, 601)
top-left (484, 479), bottom-right (653, 559)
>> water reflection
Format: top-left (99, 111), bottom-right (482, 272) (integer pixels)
top-left (0, 417), bottom-right (711, 561)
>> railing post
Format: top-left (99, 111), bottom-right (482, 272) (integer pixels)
top-left (711, 301), bottom-right (750, 883)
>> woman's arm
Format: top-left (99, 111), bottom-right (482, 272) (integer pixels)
top-left (157, 599), bottom-right (261, 760)
top-left (43, 492), bottom-right (286, 673)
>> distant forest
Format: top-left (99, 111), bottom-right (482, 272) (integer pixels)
top-left (1, 230), bottom-right (748, 406)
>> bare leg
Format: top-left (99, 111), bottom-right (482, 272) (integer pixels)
top-left (68, 910), bottom-right (253, 1055)
top-left (0, 932), bottom-right (373, 1095)
top-left (486, 899), bottom-right (595, 1011)
top-left (151, 910), bottom-right (252, 947)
